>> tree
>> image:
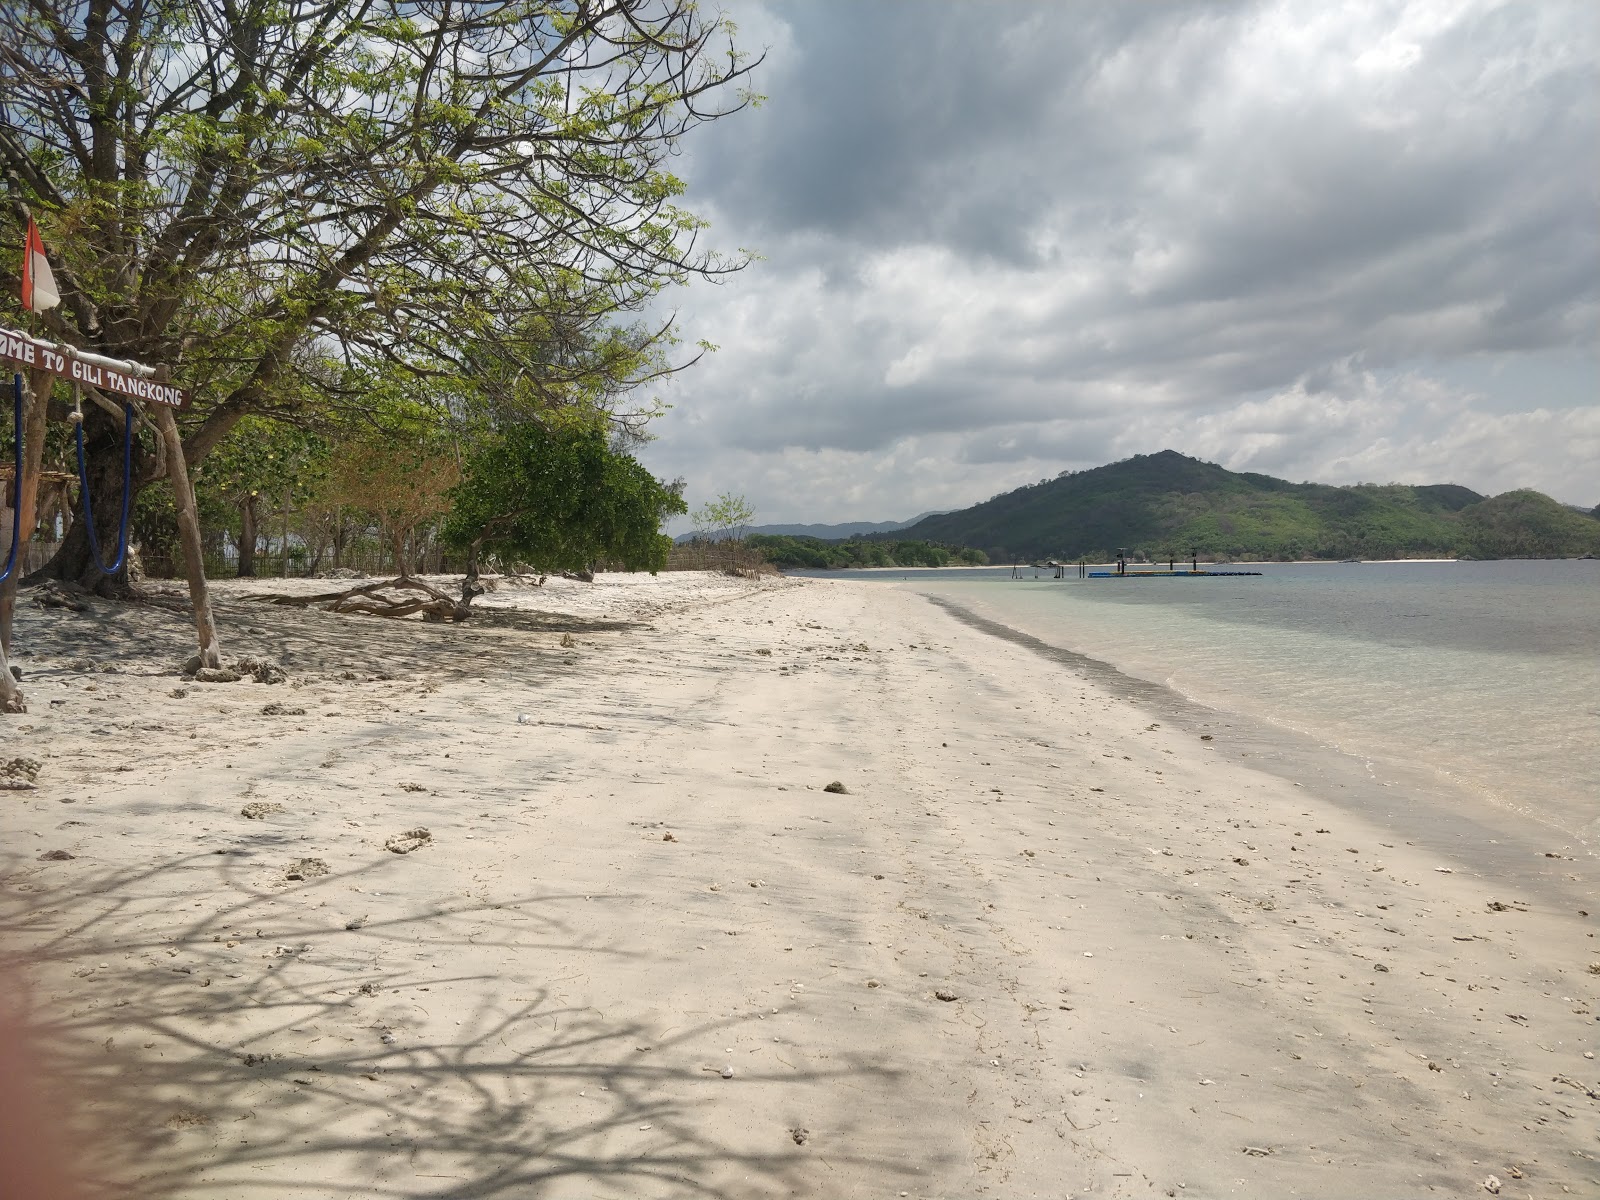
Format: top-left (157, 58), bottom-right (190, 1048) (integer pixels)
top-left (192, 418), bottom-right (327, 576)
top-left (442, 418), bottom-right (684, 605)
top-left (324, 429), bottom-right (461, 580)
top-left (690, 490), bottom-right (753, 570)
top-left (691, 491), bottom-right (755, 541)
top-left (1, 0), bottom-right (761, 590)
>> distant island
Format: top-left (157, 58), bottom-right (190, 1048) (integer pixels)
top-left (759, 451), bottom-right (1600, 566)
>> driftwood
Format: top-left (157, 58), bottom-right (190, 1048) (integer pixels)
top-left (249, 576), bottom-right (469, 622)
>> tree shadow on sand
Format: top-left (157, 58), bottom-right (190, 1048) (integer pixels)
top-left (12, 587), bottom-right (644, 687)
top-left (2, 854), bottom-right (909, 1199)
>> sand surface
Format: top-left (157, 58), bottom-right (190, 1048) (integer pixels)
top-left (2, 571), bottom-right (1596, 1198)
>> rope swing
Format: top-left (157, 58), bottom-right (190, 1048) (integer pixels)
top-left (72, 383), bottom-right (134, 575)
top-left (1, 373), bottom-right (21, 584)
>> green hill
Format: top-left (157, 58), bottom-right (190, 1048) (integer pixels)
top-left (897, 451), bottom-right (1600, 562)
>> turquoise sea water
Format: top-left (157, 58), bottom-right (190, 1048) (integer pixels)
top-left (797, 561), bottom-right (1600, 846)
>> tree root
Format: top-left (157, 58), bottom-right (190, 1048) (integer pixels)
top-left (247, 577), bottom-right (470, 622)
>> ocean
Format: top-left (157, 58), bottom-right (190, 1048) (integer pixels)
top-left (795, 560), bottom-right (1600, 851)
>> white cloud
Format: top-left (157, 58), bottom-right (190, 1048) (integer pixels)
top-left (639, 0), bottom-right (1600, 521)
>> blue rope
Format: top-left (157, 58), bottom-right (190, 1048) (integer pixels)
top-left (1, 373), bottom-right (20, 584)
top-left (74, 395), bottom-right (134, 576)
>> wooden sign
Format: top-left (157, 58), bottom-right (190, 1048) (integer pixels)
top-left (0, 326), bottom-right (188, 408)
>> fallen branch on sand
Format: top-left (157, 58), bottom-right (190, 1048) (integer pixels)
top-left (247, 577), bottom-right (468, 622)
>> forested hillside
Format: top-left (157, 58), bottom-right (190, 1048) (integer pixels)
top-left (897, 451), bottom-right (1600, 561)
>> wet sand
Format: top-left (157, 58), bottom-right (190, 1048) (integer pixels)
top-left (1, 572), bottom-right (1596, 1198)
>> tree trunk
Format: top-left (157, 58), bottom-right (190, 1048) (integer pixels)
top-left (29, 397), bottom-right (145, 597)
top-left (2, 368), bottom-right (51, 659)
top-left (150, 403), bottom-right (222, 669)
top-left (459, 540), bottom-right (486, 610)
top-left (392, 527), bottom-right (409, 580)
top-left (237, 492), bottom-right (259, 577)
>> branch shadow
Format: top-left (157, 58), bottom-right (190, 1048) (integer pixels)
top-left (2, 854), bottom-right (904, 1198)
top-left (9, 585), bottom-right (639, 687)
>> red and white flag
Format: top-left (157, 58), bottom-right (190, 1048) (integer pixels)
top-left (21, 217), bottom-right (60, 312)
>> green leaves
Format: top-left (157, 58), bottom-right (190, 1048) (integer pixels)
top-left (3, 0), bottom-right (761, 466)
top-left (443, 419), bottom-right (685, 574)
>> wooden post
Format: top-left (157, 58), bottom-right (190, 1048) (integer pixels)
top-left (0, 496), bottom-right (18, 708)
top-left (1, 369), bottom-right (52, 713)
top-left (1, 369), bottom-right (50, 650)
top-left (150, 402), bottom-right (222, 669)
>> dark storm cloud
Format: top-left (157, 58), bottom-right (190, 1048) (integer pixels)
top-left (643, 0), bottom-right (1600, 521)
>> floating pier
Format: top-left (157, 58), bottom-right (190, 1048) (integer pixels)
top-left (1086, 569), bottom-right (1262, 578)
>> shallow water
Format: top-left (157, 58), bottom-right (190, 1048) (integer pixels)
top-left (797, 561), bottom-right (1600, 844)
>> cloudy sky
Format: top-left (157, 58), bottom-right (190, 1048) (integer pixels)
top-left (639, 0), bottom-right (1599, 526)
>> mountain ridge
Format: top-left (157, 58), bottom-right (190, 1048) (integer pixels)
top-left (888, 450), bottom-right (1600, 561)
top-left (676, 512), bottom-right (946, 543)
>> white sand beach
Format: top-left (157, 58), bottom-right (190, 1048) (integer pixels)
top-left (2, 572), bottom-right (1595, 1198)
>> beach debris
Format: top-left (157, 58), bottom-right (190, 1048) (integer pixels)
top-left (720, 1064), bottom-right (734, 1078)
top-left (756, 648), bottom-right (771, 656)
top-left (2, 757), bottom-right (41, 790)
top-left (379, 1028), bottom-right (397, 1045)
top-left (790, 1127), bottom-right (809, 1145)
top-left (400, 782), bottom-right (427, 793)
top-left (560, 633), bottom-right (577, 647)
top-left (255, 576), bottom-right (467, 622)
top-left (516, 713), bottom-right (533, 724)
top-left (823, 781), bottom-right (849, 794)
top-left (1373, 963), bottom-right (1390, 972)
top-left (1200, 734), bottom-right (1212, 741)
top-left (1232, 857), bottom-right (1250, 866)
top-left (1241, 1146), bottom-right (1273, 1157)
top-left (385, 828), bottom-right (431, 854)
top-left (345, 916), bottom-right (367, 931)
top-left (1482, 1175), bottom-right (1501, 1194)
top-left (357, 982), bottom-right (379, 996)
top-left (284, 857), bottom-right (329, 880)
top-left (1552, 1073), bottom-right (1600, 1100)
top-left (1588, 963), bottom-right (1600, 975)
top-left (1486, 900), bottom-right (1527, 913)
top-left (39, 849), bottom-right (75, 861)
top-left (235, 657), bottom-right (287, 684)
top-left (865, 979), bottom-right (881, 988)
top-left (240, 801), bottom-right (285, 819)
top-left (193, 667), bottom-right (243, 684)
top-left (662, 831), bottom-right (677, 842)
top-left (32, 580), bottom-right (88, 611)
top-left (934, 988), bottom-right (959, 1002)
top-left (261, 703), bottom-right (306, 716)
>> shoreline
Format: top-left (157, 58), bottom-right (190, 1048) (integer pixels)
top-left (3, 572), bottom-right (1596, 1197)
top-left (921, 591), bottom-right (1597, 891)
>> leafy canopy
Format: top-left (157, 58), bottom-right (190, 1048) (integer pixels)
top-left (691, 491), bottom-right (755, 540)
top-left (443, 419), bottom-right (684, 573)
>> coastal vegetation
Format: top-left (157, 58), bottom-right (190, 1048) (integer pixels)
top-left (899, 451), bottom-right (1600, 562)
top-left (2, 1), bottom-right (758, 592)
top-left (747, 534), bottom-right (988, 570)
top-left (443, 417), bottom-right (687, 603)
